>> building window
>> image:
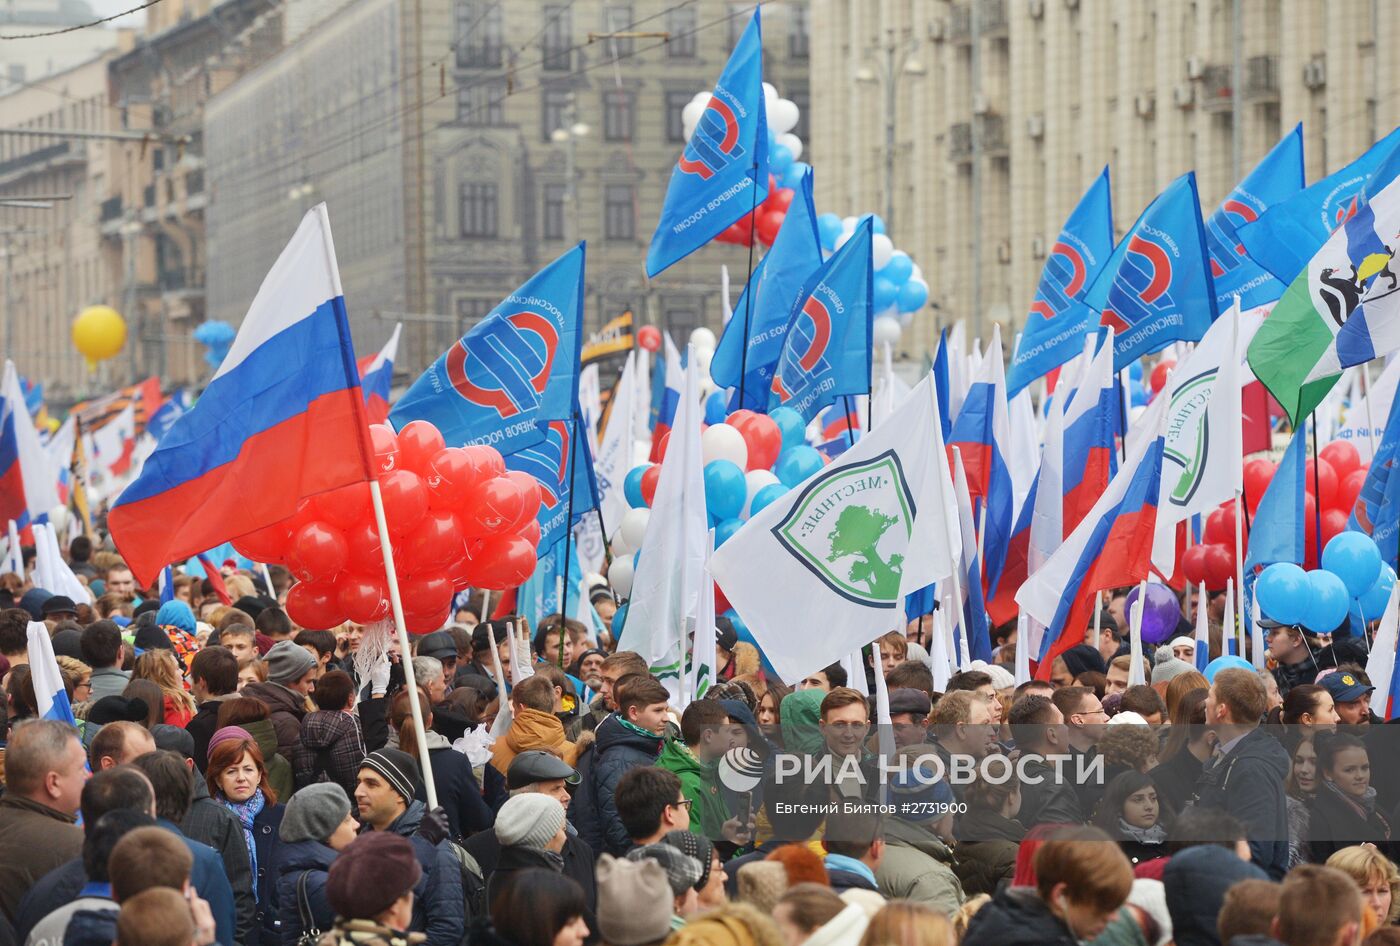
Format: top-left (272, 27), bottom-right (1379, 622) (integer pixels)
top-left (602, 89), bottom-right (634, 141)
top-left (458, 80), bottom-right (505, 125)
top-left (542, 87), bottom-right (571, 141)
top-left (601, 5), bottom-right (633, 55)
top-left (460, 183), bottom-right (498, 237)
top-left (604, 184), bottom-right (635, 240)
top-left (456, 2), bottom-right (503, 68)
top-left (542, 183), bottom-right (567, 240)
top-left (664, 90), bottom-right (690, 143)
top-left (6, 64), bottom-right (23, 86)
top-left (788, 5), bottom-right (809, 59)
top-left (542, 5), bottom-right (572, 71)
top-left (666, 6), bottom-right (696, 57)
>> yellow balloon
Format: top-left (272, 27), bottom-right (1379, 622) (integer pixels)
top-left (72, 305), bottom-right (127, 370)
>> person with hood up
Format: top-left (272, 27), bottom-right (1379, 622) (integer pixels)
top-left (241, 640), bottom-right (318, 763)
top-left (488, 673), bottom-right (582, 777)
top-left (1163, 841), bottom-right (1270, 946)
top-left (876, 750), bottom-right (965, 916)
top-left (152, 599), bottom-right (201, 673)
top-left (771, 884), bottom-right (869, 946)
top-left (275, 782), bottom-right (361, 946)
top-left (657, 700), bottom-right (737, 845)
top-left (962, 827), bottom-right (1134, 946)
top-left (390, 687), bottom-right (493, 840)
top-left (954, 776), bottom-right (1025, 898)
top-left (293, 670), bottom-right (364, 797)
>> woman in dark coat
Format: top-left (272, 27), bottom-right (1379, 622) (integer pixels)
top-left (1309, 731), bottom-right (1393, 863)
top-left (207, 726), bottom-right (288, 944)
top-left (955, 777), bottom-right (1026, 897)
top-left (1091, 770), bottom-right (1174, 867)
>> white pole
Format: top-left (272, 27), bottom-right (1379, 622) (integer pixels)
top-left (368, 479), bottom-right (438, 809)
top-left (1361, 361), bottom-right (1379, 458)
top-left (976, 501), bottom-right (988, 579)
top-left (1233, 487), bottom-right (1248, 658)
top-left (479, 589), bottom-right (491, 625)
top-left (1127, 579), bottom-right (1147, 686)
top-left (1090, 594), bottom-right (1102, 647)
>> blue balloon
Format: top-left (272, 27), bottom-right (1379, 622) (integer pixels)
top-left (704, 391), bottom-right (728, 426)
top-left (775, 446), bottom-right (824, 487)
top-left (1128, 360), bottom-right (1144, 382)
top-left (1304, 569), bottom-right (1350, 633)
top-left (816, 213), bottom-right (843, 252)
top-left (1360, 564), bottom-right (1397, 619)
top-left (614, 601), bottom-right (628, 632)
top-left (1256, 562), bottom-right (1310, 626)
top-left (770, 143), bottom-right (794, 175)
top-left (704, 459), bottom-right (748, 520)
top-left (715, 517), bottom-right (745, 547)
top-left (896, 278), bottom-right (929, 313)
top-left (1130, 385), bottom-right (1148, 407)
top-left (623, 465), bottom-right (650, 509)
top-left (870, 215), bottom-right (887, 235)
top-left (771, 407), bottom-right (806, 449)
top-left (878, 250), bottom-right (914, 285)
top-left (749, 483), bottom-right (790, 517)
top-left (782, 161), bottom-right (809, 190)
top-left (1204, 655), bottom-right (1254, 682)
top-left (873, 276), bottom-right (899, 312)
top-left (1321, 531), bottom-right (1383, 598)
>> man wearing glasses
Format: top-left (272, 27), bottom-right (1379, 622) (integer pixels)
top-left (818, 687), bottom-right (877, 803)
top-left (1052, 686), bottom-right (1109, 814)
top-left (613, 767), bottom-right (691, 848)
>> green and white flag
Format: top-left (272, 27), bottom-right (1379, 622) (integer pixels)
top-left (1247, 175), bottom-right (1400, 424)
top-left (711, 373), bottom-right (959, 681)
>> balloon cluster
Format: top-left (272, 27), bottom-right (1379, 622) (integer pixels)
top-left (193, 320), bottom-right (236, 370)
top-left (232, 420), bottom-right (541, 632)
top-left (1255, 529), bottom-right (1394, 635)
top-left (814, 213), bottom-right (928, 346)
top-left (698, 83), bottom-right (807, 248)
top-left (608, 406), bottom-right (815, 626)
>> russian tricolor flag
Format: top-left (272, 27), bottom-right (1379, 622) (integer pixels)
top-left (28, 620), bottom-right (73, 723)
top-left (649, 333), bottom-right (684, 462)
top-left (358, 323), bottom-right (401, 425)
top-left (109, 205), bottom-right (375, 585)
top-left (0, 360), bottom-right (60, 530)
top-left (949, 325), bottom-right (1014, 597)
top-left (1017, 389), bottom-right (1169, 678)
top-left (1059, 329), bottom-right (1119, 533)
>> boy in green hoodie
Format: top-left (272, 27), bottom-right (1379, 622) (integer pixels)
top-left (658, 700), bottom-right (735, 843)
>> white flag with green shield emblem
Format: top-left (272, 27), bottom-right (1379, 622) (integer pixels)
top-left (711, 373), bottom-right (958, 681)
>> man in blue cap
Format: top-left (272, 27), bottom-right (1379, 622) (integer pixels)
top-left (1319, 670), bottom-right (1376, 726)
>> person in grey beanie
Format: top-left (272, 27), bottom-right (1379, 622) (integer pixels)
top-left (627, 843), bottom-right (703, 929)
top-left (1152, 654), bottom-right (1196, 686)
top-left (596, 854), bottom-right (674, 946)
top-left (242, 640), bottom-right (319, 764)
top-left (275, 783), bottom-right (361, 945)
top-left (486, 793), bottom-right (569, 906)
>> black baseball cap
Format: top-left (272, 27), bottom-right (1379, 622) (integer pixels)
top-left (506, 750), bottom-right (579, 789)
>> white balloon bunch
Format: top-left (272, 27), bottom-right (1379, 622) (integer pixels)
top-left (682, 83), bottom-right (809, 192)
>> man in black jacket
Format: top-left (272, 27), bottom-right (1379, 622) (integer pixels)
top-left (1194, 667), bottom-right (1290, 880)
top-left (1009, 696), bottom-right (1084, 828)
top-left (568, 674), bottom-right (667, 856)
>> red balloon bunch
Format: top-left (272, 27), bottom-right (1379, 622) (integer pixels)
top-left (724, 410), bottom-right (783, 471)
top-left (232, 421), bottom-right (541, 632)
top-left (1180, 503), bottom-right (1242, 590)
top-left (716, 175), bottom-right (795, 248)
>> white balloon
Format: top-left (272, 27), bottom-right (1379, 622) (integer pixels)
top-left (694, 347), bottom-right (714, 384)
top-left (873, 314), bottom-right (903, 347)
top-left (609, 528), bottom-right (633, 557)
top-left (763, 82), bottom-right (778, 105)
top-left (776, 132), bottom-right (803, 161)
top-left (871, 233), bottom-right (895, 271)
top-left (701, 423), bottom-right (749, 468)
top-left (620, 507), bottom-right (651, 549)
top-left (841, 215), bottom-right (859, 232)
top-left (910, 263), bottom-right (924, 281)
top-left (608, 557), bottom-right (635, 598)
top-left (743, 469), bottom-right (780, 517)
top-left (769, 99), bottom-right (800, 134)
top-left (691, 90), bottom-right (712, 104)
top-left (690, 327), bottom-right (717, 350)
top-left (899, 310), bottom-right (914, 328)
top-left (834, 230), bottom-right (852, 250)
top-left (682, 100), bottom-right (708, 128)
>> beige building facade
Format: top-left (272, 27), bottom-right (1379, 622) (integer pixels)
top-left (809, 0), bottom-right (1400, 355)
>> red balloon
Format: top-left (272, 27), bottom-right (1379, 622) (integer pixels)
top-left (459, 475), bottom-right (527, 537)
top-left (637, 325), bottom-right (662, 353)
top-left (1339, 468), bottom-right (1368, 514)
top-left (232, 519), bottom-right (294, 564)
top-left (640, 465), bottom-right (661, 506)
top-left (1321, 508), bottom-right (1349, 546)
top-left (768, 188), bottom-right (795, 212)
top-left (1204, 506), bottom-right (1234, 546)
top-left (404, 607), bottom-right (450, 634)
top-left (740, 414), bottom-right (782, 471)
top-left (504, 471), bottom-right (543, 529)
top-left (288, 521), bottom-right (350, 582)
top-left (1149, 359), bottom-right (1176, 394)
top-left (1303, 493), bottom-right (1319, 569)
top-left (427, 447), bottom-right (488, 510)
top-left (315, 482), bottom-right (372, 530)
top-left (397, 421), bottom-right (446, 476)
top-left (378, 469), bottom-right (429, 536)
top-left (472, 534), bottom-right (538, 590)
top-left (1320, 440), bottom-right (1362, 479)
top-left (1304, 458), bottom-right (1340, 509)
top-left (1243, 459), bottom-right (1275, 511)
top-left (1202, 544), bottom-right (1235, 591)
top-left (402, 509), bottom-right (465, 573)
top-left (465, 444), bottom-right (507, 479)
top-left (369, 424), bottom-right (399, 475)
top-left (401, 574), bottom-right (454, 621)
top-left (285, 579), bottom-right (346, 630)
top-left (755, 209), bottom-right (785, 246)
top-left (337, 573), bottom-right (389, 625)
top-left (517, 518), bottom-right (542, 549)
top-left (653, 431), bottom-right (671, 463)
top-left (726, 410), bottom-right (758, 432)
top-left (1181, 544), bottom-right (1210, 585)
top-left (344, 520), bottom-right (385, 575)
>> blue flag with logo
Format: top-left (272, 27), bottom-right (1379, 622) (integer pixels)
top-left (1205, 124), bottom-right (1305, 311)
top-left (504, 412), bottom-right (599, 554)
top-left (769, 216), bottom-right (874, 422)
top-left (932, 329), bottom-right (952, 441)
top-left (1239, 126), bottom-right (1400, 284)
top-left (391, 244), bottom-right (585, 453)
top-left (714, 167), bottom-right (822, 411)
top-left (645, 10), bottom-right (768, 278)
top-left (1007, 168), bottom-right (1114, 396)
top-left (1086, 172), bottom-right (1218, 371)
top-left (1348, 389), bottom-right (1400, 563)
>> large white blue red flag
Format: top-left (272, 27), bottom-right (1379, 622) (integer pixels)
top-left (0, 360), bottom-right (58, 530)
top-left (645, 9), bottom-right (768, 278)
top-left (392, 244), bottom-right (584, 454)
top-left (358, 323), bottom-right (401, 425)
top-left (649, 333), bottom-right (684, 463)
top-left (109, 205), bottom-right (375, 585)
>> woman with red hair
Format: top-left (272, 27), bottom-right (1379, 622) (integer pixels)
top-left (207, 725), bottom-right (286, 944)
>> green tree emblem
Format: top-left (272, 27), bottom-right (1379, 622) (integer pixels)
top-left (826, 505), bottom-right (904, 601)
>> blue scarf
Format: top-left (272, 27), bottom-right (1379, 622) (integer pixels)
top-left (220, 788), bottom-right (266, 899)
top-left (823, 853), bottom-right (878, 888)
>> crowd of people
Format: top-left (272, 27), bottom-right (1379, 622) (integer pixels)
top-left (0, 539), bottom-right (1392, 946)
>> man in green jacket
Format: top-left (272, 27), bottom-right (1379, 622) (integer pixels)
top-left (657, 701), bottom-right (736, 843)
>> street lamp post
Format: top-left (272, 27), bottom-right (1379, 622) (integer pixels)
top-left (551, 96), bottom-right (590, 245)
top-left (856, 30), bottom-right (924, 236)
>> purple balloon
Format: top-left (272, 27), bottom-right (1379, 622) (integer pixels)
top-left (1124, 582), bottom-right (1182, 645)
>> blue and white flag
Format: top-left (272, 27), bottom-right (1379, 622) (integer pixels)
top-left (391, 244), bottom-right (585, 454)
top-left (158, 565), bottom-right (175, 605)
top-left (645, 10), bottom-right (768, 277)
top-left (28, 620), bottom-right (73, 724)
top-left (504, 413), bottom-right (599, 554)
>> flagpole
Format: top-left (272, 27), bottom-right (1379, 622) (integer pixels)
top-left (1114, 369), bottom-right (1129, 463)
top-left (1308, 413), bottom-right (1323, 564)
top-left (735, 165), bottom-right (762, 409)
top-left (946, 446), bottom-right (968, 670)
top-left (560, 413), bottom-right (580, 641)
top-left (368, 479), bottom-right (438, 809)
top-left (1233, 487), bottom-right (1248, 654)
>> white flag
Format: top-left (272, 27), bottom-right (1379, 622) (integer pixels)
top-left (596, 351), bottom-right (639, 547)
top-left (618, 347), bottom-right (707, 700)
top-left (712, 374), bottom-right (958, 681)
top-left (1335, 358), bottom-right (1400, 462)
top-left (32, 522), bottom-right (91, 603)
